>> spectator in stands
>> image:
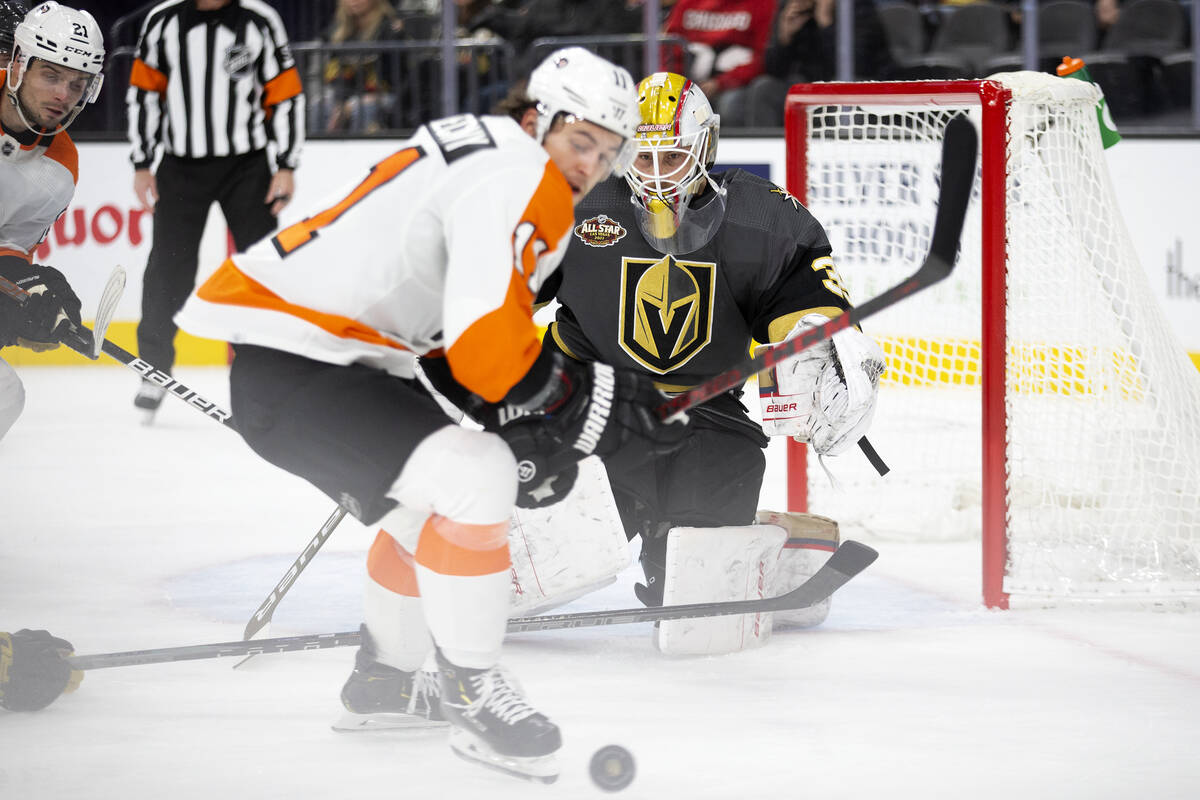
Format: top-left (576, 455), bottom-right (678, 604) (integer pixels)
top-left (661, 0), bottom-right (777, 119)
top-left (312, 0), bottom-right (406, 133)
top-left (730, 0), bottom-right (895, 127)
top-left (463, 0), bottom-right (643, 75)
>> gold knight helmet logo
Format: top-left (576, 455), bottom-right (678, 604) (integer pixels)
top-left (619, 255), bottom-right (714, 373)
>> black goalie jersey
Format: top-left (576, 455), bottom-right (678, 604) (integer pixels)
top-left (541, 169), bottom-right (852, 441)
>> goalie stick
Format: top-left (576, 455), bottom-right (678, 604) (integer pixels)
top-left (67, 540), bottom-right (878, 670)
top-left (227, 117), bottom-right (974, 645)
top-left (656, 114), bottom-right (978, 420)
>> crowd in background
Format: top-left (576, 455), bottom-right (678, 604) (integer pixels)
top-left (82, 0), bottom-right (1196, 135)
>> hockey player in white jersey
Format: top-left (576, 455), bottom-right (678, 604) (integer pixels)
top-left (0, 1), bottom-right (105, 438)
top-left (176, 48), bottom-right (687, 782)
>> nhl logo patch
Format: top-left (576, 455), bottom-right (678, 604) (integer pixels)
top-left (223, 44), bottom-right (254, 80)
top-left (574, 214), bottom-right (627, 248)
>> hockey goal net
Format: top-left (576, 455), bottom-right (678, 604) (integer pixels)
top-left (783, 74), bottom-right (1200, 608)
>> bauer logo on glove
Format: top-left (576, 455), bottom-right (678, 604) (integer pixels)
top-left (757, 312), bottom-right (886, 456)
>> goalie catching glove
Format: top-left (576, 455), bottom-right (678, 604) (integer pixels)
top-left (759, 313), bottom-right (886, 455)
top-left (0, 629), bottom-right (84, 712)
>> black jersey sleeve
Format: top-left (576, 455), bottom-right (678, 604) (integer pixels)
top-left (739, 180), bottom-right (853, 344)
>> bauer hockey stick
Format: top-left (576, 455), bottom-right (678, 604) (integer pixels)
top-left (0, 272), bottom-right (354, 640)
top-left (0, 265), bottom-right (126, 359)
top-left (67, 539), bottom-right (878, 670)
top-left (656, 114), bottom-right (978, 421)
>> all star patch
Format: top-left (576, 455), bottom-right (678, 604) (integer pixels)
top-left (574, 214), bottom-right (627, 248)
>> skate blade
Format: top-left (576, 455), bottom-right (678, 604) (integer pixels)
top-left (448, 728), bottom-right (559, 784)
top-left (331, 710), bottom-right (449, 733)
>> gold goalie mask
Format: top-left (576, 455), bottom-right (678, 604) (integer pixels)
top-left (625, 72), bottom-right (726, 255)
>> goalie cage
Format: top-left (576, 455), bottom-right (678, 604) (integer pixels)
top-left (783, 73), bottom-right (1200, 609)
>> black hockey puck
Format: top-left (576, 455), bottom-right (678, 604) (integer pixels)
top-left (589, 744), bottom-right (635, 792)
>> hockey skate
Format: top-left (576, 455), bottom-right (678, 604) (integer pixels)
top-left (133, 380), bottom-right (165, 424)
top-left (436, 649), bottom-right (561, 783)
top-left (332, 631), bottom-right (447, 732)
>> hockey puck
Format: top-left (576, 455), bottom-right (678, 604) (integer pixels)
top-left (589, 744), bottom-right (635, 792)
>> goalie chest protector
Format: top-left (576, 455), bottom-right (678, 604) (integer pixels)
top-left (550, 170), bottom-right (849, 388)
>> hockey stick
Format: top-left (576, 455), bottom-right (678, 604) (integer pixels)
top-left (67, 539), bottom-right (877, 670)
top-left (656, 114), bottom-right (978, 420)
top-left (242, 505), bottom-right (348, 641)
top-left (0, 265), bottom-right (126, 360)
top-left (1, 271), bottom-right (354, 644)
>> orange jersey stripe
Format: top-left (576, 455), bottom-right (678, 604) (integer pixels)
top-left (367, 530), bottom-right (421, 597)
top-left (0, 246), bottom-right (32, 261)
top-left (414, 517), bottom-right (510, 577)
top-left (128, 58), bottom-right (168, 94)
top-left (445, 162), bottom-right (574, 402)
top-left (196, 258), bottom-right (410, 352)
top-left (262, 66), bottom-right (303, 107)
top-left (42, 131), bottom-right (78, 183)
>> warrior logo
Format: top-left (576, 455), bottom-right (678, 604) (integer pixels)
top-left (618, 256), bottom-right (714, 374)
top-left (574, 214), bottom-right (627, 248)
top-left (223, 44), bottom-right (254, 80)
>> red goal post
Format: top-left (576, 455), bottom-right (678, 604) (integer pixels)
top-left (782, 77), bottom-right (1200, 609)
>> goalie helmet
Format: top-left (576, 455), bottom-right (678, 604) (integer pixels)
top-left (625, 72), bottom-right (726, 255)
top-left (6, 1), bottom-right (105, 133)
top-left (526, 47), bottom-right (639, 177)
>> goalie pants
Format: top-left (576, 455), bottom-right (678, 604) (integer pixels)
top-left (607, 407), bottom-right (767, 596)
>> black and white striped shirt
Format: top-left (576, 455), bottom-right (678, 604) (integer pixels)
top-left (127, 0), bottom-right (304, 170)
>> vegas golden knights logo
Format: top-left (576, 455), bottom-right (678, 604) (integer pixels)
top-left (618, 256), bottom-right (714, 374)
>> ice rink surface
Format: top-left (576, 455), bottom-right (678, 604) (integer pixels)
top-left (2, 366), bottom-right (1199, 799)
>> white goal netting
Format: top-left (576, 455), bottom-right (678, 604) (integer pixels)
top-left (793, 73), bottom-right (1200, 601)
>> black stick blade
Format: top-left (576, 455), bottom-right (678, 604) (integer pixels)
top-left (927, 114), bottom-right (978, 278)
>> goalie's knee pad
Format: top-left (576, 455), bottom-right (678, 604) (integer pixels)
top-left (757, 510), bottom-right (840, 628)
top-left (386, 424), bottom-right (517, 527)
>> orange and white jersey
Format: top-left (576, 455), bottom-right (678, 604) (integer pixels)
top-left (177, 114), bottom-right (574, 402)
top-left (0, 72), bottom-right (79, 262)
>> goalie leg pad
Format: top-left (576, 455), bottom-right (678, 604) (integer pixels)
top-left (655, 524), bottom-right (788, 656)
top-left (507, 457), bottom-right (631, 615)
top-left (756, 510), bottom-right (840, 628)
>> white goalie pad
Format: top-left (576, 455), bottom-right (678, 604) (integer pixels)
top-left (655, 524), bottom-right (788, 656)
top-left (756, 510), bottom-right (840, 629)
top-left (507, 456), bottom-right (630, 615)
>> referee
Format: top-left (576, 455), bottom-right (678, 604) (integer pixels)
top-left (126, 0), bottom-right (304, 418)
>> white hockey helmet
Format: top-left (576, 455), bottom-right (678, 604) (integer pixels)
top-left (527, 47), bottom-right (639, 177)
top-left (6, 1), bottom-right (105, 133)
top-left (625, 72), bottom-right (725, 254)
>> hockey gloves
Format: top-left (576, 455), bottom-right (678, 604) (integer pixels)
top-left (759, 313), bottom-right (886, 456)
top-left (0, 629), bottom-right (84, 712)
top-left (0, 258), bottom-right (84, 351)
top-left (486, 358), bottom-right (692, 508)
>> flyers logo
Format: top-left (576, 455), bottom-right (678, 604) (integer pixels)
top-left (618, 256), bottom-right (714, 374)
